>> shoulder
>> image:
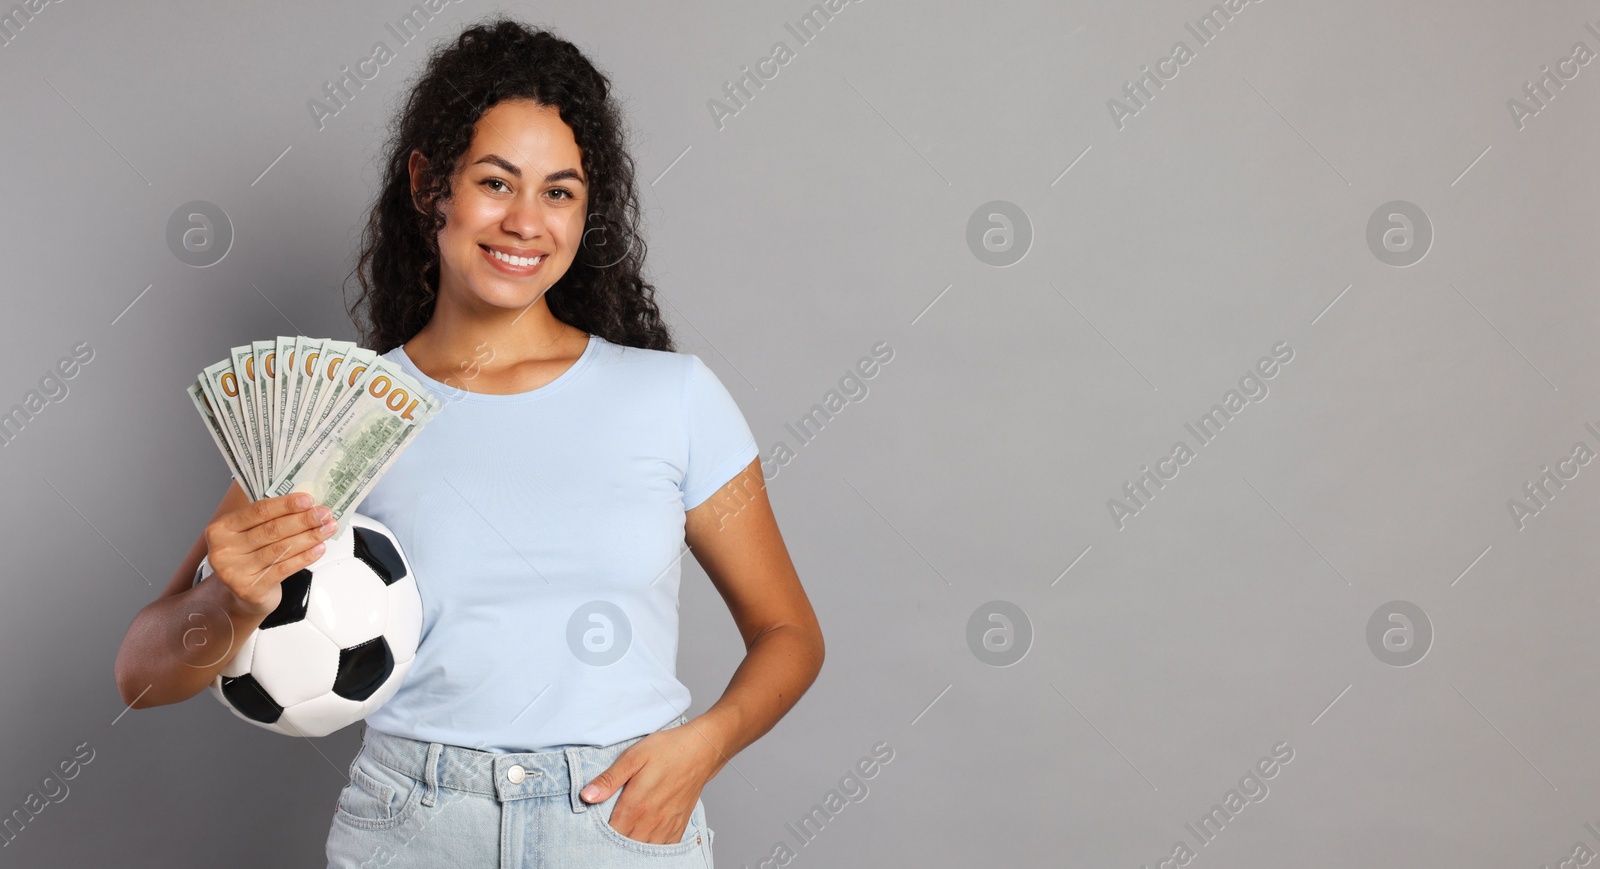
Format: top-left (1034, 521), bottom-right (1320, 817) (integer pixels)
top-left (592, 337), bottom-right (704, 391)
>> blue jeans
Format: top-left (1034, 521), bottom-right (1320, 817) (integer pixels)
top-left (325, 714), bottom-right (713, 868)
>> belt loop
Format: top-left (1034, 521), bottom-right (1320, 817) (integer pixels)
top-left (421, 742), bottom-right (443, 807)
top-left (565, 747), bottom-right (588, 814)
top-left (349, 723), bottom-right (368, 779)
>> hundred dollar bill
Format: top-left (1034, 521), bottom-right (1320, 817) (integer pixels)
top-left (251, 340), bottom-right (276, 485)
top-left (282, 336), bottom-right (315, 467)
top-left (229, 345), bottom-right (266, 490)
top-left (328, 370), bottom-right (440, 518)
top-left (235, 344), bottom-right (260, 477)
top-left (295, 399), bottom-right (436, 534)
top-left (273, 335), bottom-right (295, 472)
top-left (292, 339), bottom-right (354, 464)
top-left (201, 357), bottom-right (259, 496)
top-left (330, 391), bottom-right (438, 522)
top-left (200, 356), bottom-right (252, 489)
top-left (269, 353), bottom-right (438, 527)
top-left (282, 340), bottom-right (359, 476)
top-left (190, 337), bottom-right (440, 520)
top-left (264, 339), bottom-right (279, 472)
top-left (187, 380), bottom-right (256, 500)
top-left (269, 346), bottom-right (377, 492)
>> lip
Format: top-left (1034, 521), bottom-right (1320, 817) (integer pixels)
top-left (480, 243), bottom-right (548, 276)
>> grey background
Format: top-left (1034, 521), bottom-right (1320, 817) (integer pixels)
top-left (2, 0), bottom-right (1597, 866)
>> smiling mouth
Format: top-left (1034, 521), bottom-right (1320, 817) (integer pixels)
top-left (482, 245), bottom-right (547, 268)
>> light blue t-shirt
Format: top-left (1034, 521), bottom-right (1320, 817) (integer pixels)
top-left (357, 332), bottom-right (758, 753)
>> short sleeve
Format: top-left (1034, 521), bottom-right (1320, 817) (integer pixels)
top-left (680, 355), bottom-right (759, 510)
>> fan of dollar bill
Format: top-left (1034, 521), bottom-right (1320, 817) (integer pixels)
top-left (186, 337), bottom-right (440, 531)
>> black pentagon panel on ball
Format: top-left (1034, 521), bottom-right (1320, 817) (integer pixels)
top-left (333, 637), bottom-right (395, 701)
top-left (220, 674), bottom-right (284, 724)
top-left (260, 569), bottom-right (314, 629)
top-left (352, 527), bottom-right (407, 585)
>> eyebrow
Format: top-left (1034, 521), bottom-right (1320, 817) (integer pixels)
top-left (471, 154), bottom-right (585, 186)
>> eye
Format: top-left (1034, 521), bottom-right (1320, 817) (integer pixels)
top-left (480, 178), bottom-right (509, 193)
top-left (547, 187), bottom-right (574, 201)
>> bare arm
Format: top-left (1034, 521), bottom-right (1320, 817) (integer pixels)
top-left (682, 458), bottom-right (825, 772)
top-left (112, 481), bottom-right (336, 709)
top-left (545, 458), bottom-right (824, 844)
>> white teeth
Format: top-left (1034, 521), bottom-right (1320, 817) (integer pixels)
top-left (489, 248), bottom-right (544, 267)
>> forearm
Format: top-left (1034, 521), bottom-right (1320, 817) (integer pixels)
top-left (114, 578), bottom-right (266, 709)
top-left (692, 623), bottom-right (824, 776)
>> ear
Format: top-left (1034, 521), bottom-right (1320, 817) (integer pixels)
top-left (408, 149), bottom-right (430, 214)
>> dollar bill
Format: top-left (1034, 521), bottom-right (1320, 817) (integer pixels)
top-left (273, 335), bottom-right (294, 472)
top-left (326, 376), bottom-right (439, 522)
top-left (278, 345), bottom-right (373, 484)
top-left (289, 339), bottom-right (357, 465)
top-left (187, 381), bottom-right (256, 500)
top-left (326, 393), bottom-right (437, 526)
top-left (190, 337), bottom-right (439, 522)
top-left (269, 351), bottom-right (438, 526)
top-left (230, 345), bottom-right (265, 491)
top-left (251, 340), bottom-right (276, 486)
top-left (201, 356), bottom-right (260, 496)
top-left (282, 336), bottom-right (314, 466)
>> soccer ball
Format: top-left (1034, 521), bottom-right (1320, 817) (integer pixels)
top-left (192, 512), bottom-right (422, 737)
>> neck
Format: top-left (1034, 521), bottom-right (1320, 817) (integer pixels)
top-left (407, 288), bottom-right (582, 369)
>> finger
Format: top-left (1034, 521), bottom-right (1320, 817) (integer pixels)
top-left (239, 536), bottom-right (325, 598)
top-left (253, 539), bottom-right (327, 598)
top-left (581, 750), bottom-right (641, 803)
top-left (244, 503), bottom-right (333, 552)
top-left (244, 527), bottom-right (330, 590)
top-left (609, 789), bottom-right (687, 845)
top-left (224, 493), bottom-right (315, 534)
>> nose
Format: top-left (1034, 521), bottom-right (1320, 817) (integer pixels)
top-left (500, 192), bottom-right (548, 240)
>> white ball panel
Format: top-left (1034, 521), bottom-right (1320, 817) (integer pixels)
top-left (279, 692), bottom-right (367, 738)
top-left (305, 558), bottom-right (390, 648)
top-left (219, 627), bottom-right (259, 679)
top-left (316, 518), bottom-right (360, 565)
top-left (385, 575), bottom-right (423, 665)
top-left (250, 622), bottom-right (340, 708)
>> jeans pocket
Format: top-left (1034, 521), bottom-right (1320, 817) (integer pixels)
top-left (336, 749), bottom-right (424, 831)
top-left (589, 788), bottom-right (704, 856)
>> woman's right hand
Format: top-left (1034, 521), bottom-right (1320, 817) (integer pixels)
top-left (202, 492), bottom-right (339, 619)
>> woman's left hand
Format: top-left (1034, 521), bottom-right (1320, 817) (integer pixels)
top-left (579, 721), bottom-right (723, 844)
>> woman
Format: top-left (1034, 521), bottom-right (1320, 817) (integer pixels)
top-left (114, 17), bottom-right (823, 867)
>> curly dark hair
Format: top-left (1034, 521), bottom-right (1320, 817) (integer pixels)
top-left (344, 15), bottom-right (675, 355)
